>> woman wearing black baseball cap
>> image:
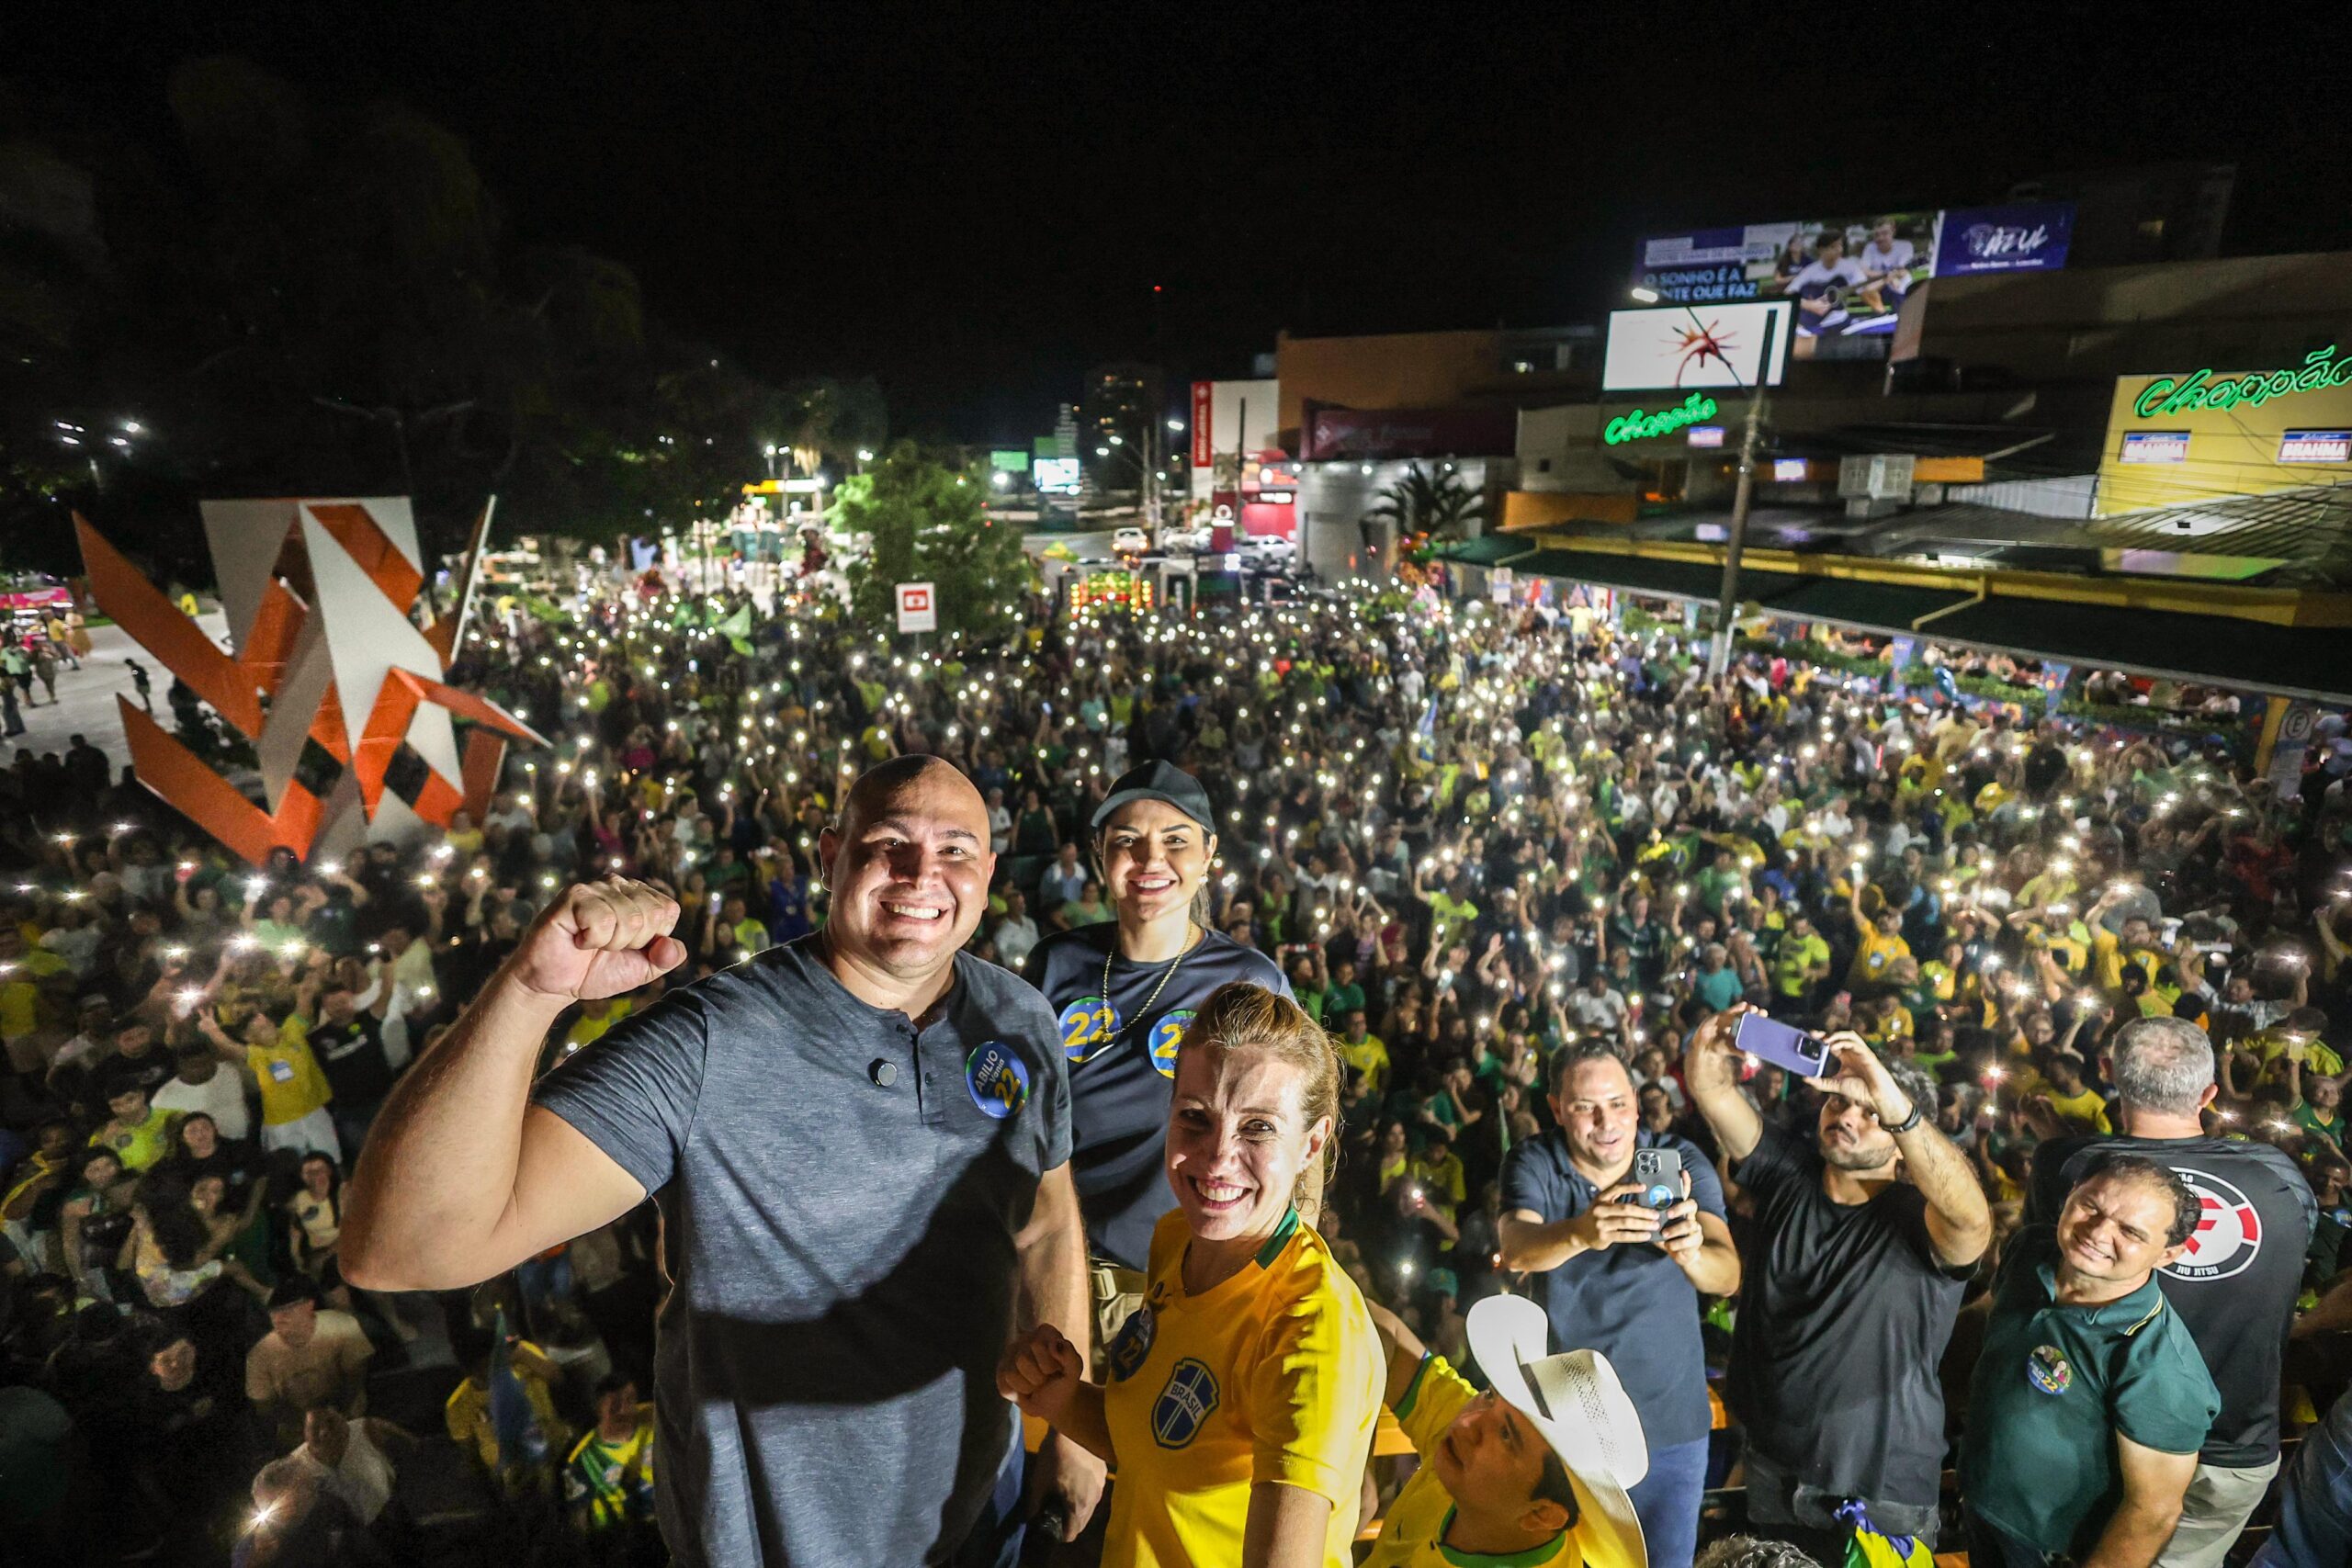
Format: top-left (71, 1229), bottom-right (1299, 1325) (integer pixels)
top-left (1024, 761), bottom-right (1295, 1340)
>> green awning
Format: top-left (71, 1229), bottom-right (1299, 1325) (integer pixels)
top-left (1430, 535), bottom-right (1537, 567)
top-left (1510, 549), bottom-right (1801, 604)
top-left (1759, 577), bottom-right (1974, 630)
top-left (1925, 599), bottom-right (2352, 705)
top-left (1510, 545), bottom-right (2352, 702)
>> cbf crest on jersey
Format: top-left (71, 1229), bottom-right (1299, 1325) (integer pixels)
top-left (2165, 1168), bottom-right (2262, 1281)
top-left (1058, 996), bottom-right (1120, 1063)
top-left (964, 1042), bottom-right (1030, 1120)
top-left (1152, 1358), bottom-right (1220, 1449)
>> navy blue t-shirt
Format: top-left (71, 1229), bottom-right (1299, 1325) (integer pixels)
top-left (1025, 925), bottom-right (1291, 1269)
top-left (1499, 1128), bottom-right (1725, 1448)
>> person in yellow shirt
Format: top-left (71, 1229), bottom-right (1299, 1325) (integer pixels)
top-left (1847, 897), bottom-right (1912, 990)
top-left (1363, 1292), bottom-right (1647, 1568)
top-left (2033, 1051), bottom-right (2113, 1134)
top-left (198, 1005), bottom-right (339, 1161)
top-left (1001, 982), bottom-right (1382, 1568)
top-left (1334, 1010), bottom-right (1390, 1097)
top-left (446, 1328), bottom-right (571, 1490)
top-left (87, 1081), bottom-right (182, 1172)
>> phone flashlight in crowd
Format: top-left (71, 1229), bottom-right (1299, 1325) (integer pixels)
top-left (1398, 1259), bottom-right (1415, 1279)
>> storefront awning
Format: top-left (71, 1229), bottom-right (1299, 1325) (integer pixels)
top-left (1430, 535), bottom-right (1537, 568)
top-left (1512, 544), bottom-right (2352, 702)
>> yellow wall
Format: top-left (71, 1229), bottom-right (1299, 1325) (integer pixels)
top-left (2098, 367), bottom-right (2352, 515)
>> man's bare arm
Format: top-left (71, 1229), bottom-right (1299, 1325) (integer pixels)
top-left (340, 880), bottom-right (683, 1292)
top-left (2080, 1435), bottom-right (2196, 1568)
top-left (1683, 1007), bottom-right (1763, 1162)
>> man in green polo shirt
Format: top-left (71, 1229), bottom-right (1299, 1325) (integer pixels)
top-left (1962, 1154), bottom-right (2219, 1568)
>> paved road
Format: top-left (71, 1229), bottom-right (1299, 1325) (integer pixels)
top-left (6, 612), bottom-right (232, 767)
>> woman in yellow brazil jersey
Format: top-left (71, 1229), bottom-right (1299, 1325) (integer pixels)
top-left (1000, 981), bottom-right (1382, 1568)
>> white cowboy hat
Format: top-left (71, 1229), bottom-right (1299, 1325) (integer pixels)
top-left (1468, 1293), bottom-right (1649, 1567)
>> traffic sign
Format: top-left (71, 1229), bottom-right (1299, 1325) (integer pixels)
top-left (896, 581), bottom-right (937, 633)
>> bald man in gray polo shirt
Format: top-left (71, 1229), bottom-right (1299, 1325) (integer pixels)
top-left (342, 756), bottom-right (1093, 1566)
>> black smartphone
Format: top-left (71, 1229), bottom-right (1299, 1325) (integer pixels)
top-left (1624, 1147), bottom-right (1683, 1213)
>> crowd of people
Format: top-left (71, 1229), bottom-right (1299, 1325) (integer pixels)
top-left (2, 559), bottom-right (2351, 1568)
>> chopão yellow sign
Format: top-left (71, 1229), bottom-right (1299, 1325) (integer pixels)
top-left (2098, 369), bottom-right (2352, 516)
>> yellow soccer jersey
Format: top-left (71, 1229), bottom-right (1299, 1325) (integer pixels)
top-left (250, 1034), bottom-right (333, 1127)
top-left (1101, 1207), bottom-right (1383, 1568)
top-left (1365, 1354), bottom-right (1638, 1568)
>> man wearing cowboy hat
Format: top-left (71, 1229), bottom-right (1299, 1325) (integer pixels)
top-left (1362, 1292), bottom-right (1649, 1568)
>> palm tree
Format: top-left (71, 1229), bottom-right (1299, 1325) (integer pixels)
top-left (1366, 463), bottom-right (1487, 542)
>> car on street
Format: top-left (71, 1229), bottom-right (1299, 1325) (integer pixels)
top-left (1111, 525), bottom-right (1151, 556)
top-left (1236, 533), bottom-right (1295, 568)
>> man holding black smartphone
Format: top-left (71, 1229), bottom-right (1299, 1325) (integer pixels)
top-left (1499, 1042), bottom-right (1741, 1568)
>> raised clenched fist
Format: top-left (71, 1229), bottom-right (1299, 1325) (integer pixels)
top-left (510, 878), bottom-right (686, 1003)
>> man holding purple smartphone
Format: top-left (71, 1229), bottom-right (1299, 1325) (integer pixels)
top-left (1684, 1005), bottom-right (1993, 1565)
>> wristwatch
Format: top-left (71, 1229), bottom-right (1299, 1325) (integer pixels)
top-left (1884, 1102), bottom-right (1924, 1136)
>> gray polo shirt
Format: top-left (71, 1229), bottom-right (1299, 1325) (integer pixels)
top-left (532, 936), bottom-right (1070, 1567)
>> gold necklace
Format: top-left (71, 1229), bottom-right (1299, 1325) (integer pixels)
top-left (1102, 917), bottom-right (1202, 1043)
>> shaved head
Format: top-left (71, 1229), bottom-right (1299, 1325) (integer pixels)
top-left (841, 755), bottom-right (981, 834)
top-left (821, 756), bottom-right (995, 989)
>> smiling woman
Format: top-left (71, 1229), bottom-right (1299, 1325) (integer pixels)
top-left (1001, 982), bottom-right (1382, 1568)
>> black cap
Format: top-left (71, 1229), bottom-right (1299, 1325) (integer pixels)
top-left (1091, 761), bottom-right (1216, 834)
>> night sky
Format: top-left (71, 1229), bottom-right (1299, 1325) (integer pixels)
top-left (21, 6), bottom-right (2348, 440)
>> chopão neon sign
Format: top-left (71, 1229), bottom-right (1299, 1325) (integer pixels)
top-left (2133, 346), bottom-right (2352, 419)
top-left (1605, 392), bottom-right (1719, 446)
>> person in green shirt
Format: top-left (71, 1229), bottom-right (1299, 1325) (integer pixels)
top-left (1324, 955), bottom-right (1368, 1021)
top-left (1962, 1155), bottom-right (2219, 1568)
top-left (2293, 1070), bottom-right (2346, 1150)
top-left (1286, 951), bottom-right (1329, 1025)
top-left (1692, 847), bottom-right (1745, 919)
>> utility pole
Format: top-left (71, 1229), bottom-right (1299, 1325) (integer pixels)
top-left (1707, 310), bottom-right (1775, 681)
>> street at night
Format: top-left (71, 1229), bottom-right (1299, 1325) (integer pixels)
top-left (2, 12), bottom-right (2350, 1568)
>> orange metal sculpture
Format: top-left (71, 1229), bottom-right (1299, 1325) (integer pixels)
top-left (77, 498), bottom-right (544, 866)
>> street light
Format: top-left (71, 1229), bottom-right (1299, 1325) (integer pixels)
top-left (1628, 286), bottom-right (1774, 681)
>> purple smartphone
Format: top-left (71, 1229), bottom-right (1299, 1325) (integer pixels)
top-left (1735, 1012), bottom-right (1830, 1078)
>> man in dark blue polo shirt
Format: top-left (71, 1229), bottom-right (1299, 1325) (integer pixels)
top-left (1499, 1042), bottom-right (1741, 1568)
top-left (341, 756), bottom-right (1091, 1567)
top-left (1964, 1155), bottom-right (2219, 1568)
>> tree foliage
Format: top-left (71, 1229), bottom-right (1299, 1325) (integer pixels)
top-left (0, 56), bottom-right (874, 580)
top-left (1366, 462), bottom-right (1487, 542)
top-left (834, 443), bottom-right (1033, 643)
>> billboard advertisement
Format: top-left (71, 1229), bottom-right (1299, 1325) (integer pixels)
top-left (1602, 301), bottom-right (1793, 391)
top-left (1633, 201), bottom-right (2075, 361)
top-left (1934, 202), bottom-right (2073, 275)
